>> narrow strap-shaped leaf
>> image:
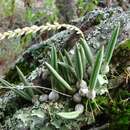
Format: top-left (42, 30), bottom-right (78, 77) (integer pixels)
top-left (58, 62), bottom-right (77, 79)
top-left (16, 66), bottom-right (30, 86)
top-left (58, 50), bottom-right (64, 62)
top-left (45, 62), bottom-right (72, 91)
top-left (58, 50), bottom-right (70, 84)
top-left (64, 49), bottom-right (73, 67)
top-left (80, 38), bottom-right (94, 66)
top-left (105, 23), bottom-right (120, 64)
top-left (16, 66), bottom-right (34, 98)
top-left (89, 46), bottom-right (104, 90)
top-left (51, 46), bottom-right (58, 70)
top-left (0, 78), bottom-right (32, 101)
top-left (58, 51), bottom-right (67, 80)
top-left (75, 44), bottom-right (83, 80)
top-left (56, 111), bottom-right (82, 119)
top-left (79, 44), bottom-right (87, 74)
top-left (50, 46), bottom-right (58, 89)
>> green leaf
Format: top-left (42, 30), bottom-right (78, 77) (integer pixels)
top-left (79, 44), bottom-right (87, 74)
top-left (0, 78), bottom-right (32, 101)
top-left (80, 38), bottom-right (94, 66)
top-left (75, 44), bottom-right (83, 80)
top-left (58, 51), bottom-right (67, 80)
top-left (58, 51), bottom-right (71, 84)
top-left (105, 23), bottom-right (120, 64)
top-left (58, 62), bottom-right (77, 79)
top-left (16, 66), bottom-right (34, 98)
top-left (59, 50), bottom-right (73, 84)
top-left (51, 46), bottom-right (58, 70)
top-left (50, 46), bottom-right (58, 89)
top-left (59, 50), bottom-right (64, 62)
top-left (57, 111), bottom-right (82, 119)
top-left (16, 66), bottom-right (30, 86)
top-left (45, 62), bottom-right (72, 91)
top-left (118, 39), bottom-right (130, 49)
top-left (64, 49), bottom-right (73, 67)
top-left (89, 46), bottom-right (104, 90)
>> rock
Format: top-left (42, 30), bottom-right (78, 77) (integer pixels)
top-left (75, 104), bottom-right (84, 113)
top-left (76, 80), bottom-right (88, 89)
top-left (39, 94), bottom-right (48, 102)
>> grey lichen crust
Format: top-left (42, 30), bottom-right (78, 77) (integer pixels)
top-left (0, 91), bottom-right (18, 121)
top-left (1, 101), bottom-right (93, 130)
top-left (85, 7), bottom-right (128, 50)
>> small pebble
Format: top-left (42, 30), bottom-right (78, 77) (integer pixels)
top-left (73, 93), bottom-right (82, 103)
top-left (76, 80), bottom-right (87, 89)
top-left (87, 66), bottom-right (92, 76)
top-left (49, 91), bottom-right (59, 101)
top-left (75, 104), bottom-right (84, 113)
top-left (39, 94), bottom-right (48, 102)
top-left (79, 85), bottom-right (88, 97)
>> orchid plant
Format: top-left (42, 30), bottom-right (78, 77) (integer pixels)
top-left (45, 23), bottom-right (120, 119)
top-left (0, 23), bottom-right (120, 120)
